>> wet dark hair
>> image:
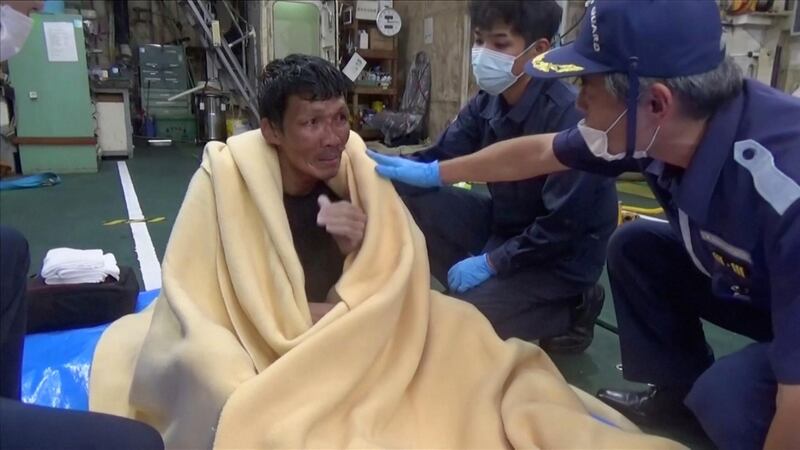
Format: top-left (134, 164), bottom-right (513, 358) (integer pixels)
top-left (469, 0), bottom-right (562, 46)
top-left (257, 54), bottom-right (351, 129)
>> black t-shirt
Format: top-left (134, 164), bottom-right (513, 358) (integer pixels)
top-left (284, 183), bottom-right (345, 302)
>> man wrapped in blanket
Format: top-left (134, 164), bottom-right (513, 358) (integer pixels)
top-left (89, 54), bottom-right (682, 450)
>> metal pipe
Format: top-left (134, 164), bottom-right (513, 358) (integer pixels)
top-left (221, 0), bottom-right (244, 37)
top-left (167, 84), bottom-right (206, 102)
top-left (227, 29), bottom-right (254, 48)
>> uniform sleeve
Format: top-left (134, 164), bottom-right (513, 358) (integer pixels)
top-left (488, 170), bottom-right (615, 275)
top-left (409, 97), bottom-right (484, 163)
top-left (553, 128), bottom-right (639, 177)
top-left (766, 201), bottom-right (800, 384)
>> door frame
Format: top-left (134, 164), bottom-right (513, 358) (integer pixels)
top-left (259, 0), bottom-right (339, 65)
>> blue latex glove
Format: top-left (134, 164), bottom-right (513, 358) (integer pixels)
top-left (367, 149), bottom-right (442, 188)
top-left (447, 254), bottom-right (496, 294)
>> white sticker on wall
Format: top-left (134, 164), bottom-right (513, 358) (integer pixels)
top-left (424, 17), bottom-right (433, 45)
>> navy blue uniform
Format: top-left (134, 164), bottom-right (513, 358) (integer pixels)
top-left (554, 79), bottom-right (800, 449)
top-left (399, 78), bottom-right (618, 340)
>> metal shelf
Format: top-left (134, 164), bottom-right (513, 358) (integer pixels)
top-left (353, 86), bottom-right (397, 95)
top-left (355, 49), bottom-right (397, 59)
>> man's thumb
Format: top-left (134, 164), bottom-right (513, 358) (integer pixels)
top-left (316, 195), bottom-right (331, 226)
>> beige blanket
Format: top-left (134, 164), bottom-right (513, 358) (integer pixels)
top-left (90, 130), bottom-right (682, 449)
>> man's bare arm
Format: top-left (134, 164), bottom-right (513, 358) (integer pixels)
top-left (439, 133), bottom-right (568, 184)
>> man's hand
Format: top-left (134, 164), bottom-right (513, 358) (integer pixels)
top-left (447, 254), bottom-right (496, 294)
top-left (317, 195), bottom-right (367, 255)
top-left (367, 150), bottom-right (442, 188)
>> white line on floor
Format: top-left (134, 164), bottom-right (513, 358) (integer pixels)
top-left (117, 161), bottom-right (162, 290)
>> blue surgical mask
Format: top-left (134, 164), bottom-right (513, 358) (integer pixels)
top-left (471, 44), bottom-right (533, 96)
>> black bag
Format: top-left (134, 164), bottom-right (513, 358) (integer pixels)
top-left (25, 266), bottom-right (140, 333)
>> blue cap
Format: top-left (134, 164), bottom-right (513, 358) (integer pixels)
top-left (523, 0), bottom-right (724, 156)
top-left (524, 0), bottom-right (725, 79)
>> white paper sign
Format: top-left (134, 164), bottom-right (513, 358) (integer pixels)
top-left (424, 17), bottom-right (433, 45)
top-left (43, 22), bottom-right (78, 62)
top-left (342, 53), bottom-right (367, 82)
top-left (355, 1), bottom-right (378, 20)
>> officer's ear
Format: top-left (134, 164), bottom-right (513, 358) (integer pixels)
top-left (645, 82), bottom-right (674, 121)
top-left (531, 38), bottom-right (551, 56)
top-left (513, 39), bottom-right (549, 76)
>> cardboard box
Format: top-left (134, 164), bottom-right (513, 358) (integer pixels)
top-left (369, 28), bottom-right (394, 51)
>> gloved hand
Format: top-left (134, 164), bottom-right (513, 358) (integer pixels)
top-left (447, 254), bottom-right (496, 294)
top-left (367, 149), bottom-right (442, 188)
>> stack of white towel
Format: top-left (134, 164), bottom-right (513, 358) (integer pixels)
top-left (41, 248), bottom-right (120, 285)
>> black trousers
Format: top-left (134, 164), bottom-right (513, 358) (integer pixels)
top-left (0, 226), bottom-right (29, 400)
top-left (0, 226), bottom-right (163, 450)
top-left (0, 398), bottom-right (164, 450)
top-left (607, 220), bottom-right (775, 449)
top-left (397, 184), bottom-right (581, 341)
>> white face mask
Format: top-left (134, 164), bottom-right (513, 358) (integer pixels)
top-left (0, 5), bottom-right (34, 61)
top-left (471, 44), bottom-right (530, 96)
top-left (577, 109), bottom-right (661, 161)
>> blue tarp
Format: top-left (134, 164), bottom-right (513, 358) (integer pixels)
top-left (20, 289), bottom-right (160, 410)
top-left (0, 173), bottom-right (61, 191)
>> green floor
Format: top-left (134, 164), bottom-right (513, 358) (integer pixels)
top-left (0, 143), bottom-right (202, 288)
top-left (1, 144), bottom-right (757, 448)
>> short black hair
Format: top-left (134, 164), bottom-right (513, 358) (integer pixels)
top-left (469, 0), bottom-right (562, 46)
top-left (257, 54), bottom-right (351, 128)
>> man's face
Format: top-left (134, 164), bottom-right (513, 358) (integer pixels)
top-left (576, 75), bottom-right (660, 155)
top-left (3, 0), bottom-right (43, 16)
top-left (0, 0), bottom-right (43, 62)
top-left (473, 23), bottom-right (527, 57)
top-left (473, 22), bottom-right (549, 79)
top-left (262, 95), bottom-right (350, 182)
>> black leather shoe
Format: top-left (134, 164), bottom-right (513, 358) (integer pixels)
top-left (540, 284), bottom-right (605, 354)
top-left (596, 385), bottom-right (694, 426)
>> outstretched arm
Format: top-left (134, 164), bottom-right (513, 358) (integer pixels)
top-left (368, 133), bottom-right (567, 187)
top-left (438, 133), bottom-right (567, 184)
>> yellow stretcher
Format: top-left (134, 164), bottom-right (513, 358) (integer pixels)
top-left (618, 203), bottom-right (664, 225)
